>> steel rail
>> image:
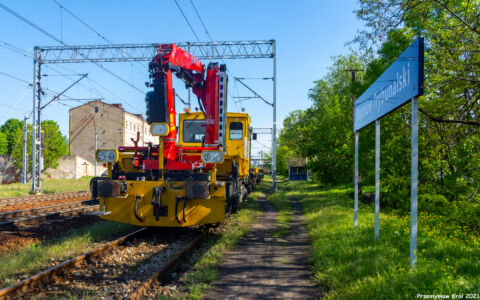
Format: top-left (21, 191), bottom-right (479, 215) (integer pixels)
top-left (0, 199), bottom-right (96, 220)
top-left (0, 227), bottom-right (147, 299)
top-left (128, 231), bottom-right (206, 300)
top-left (0, 191), bottom-right (91, 207)
top-left (0, 204), bottom-right (98, 229)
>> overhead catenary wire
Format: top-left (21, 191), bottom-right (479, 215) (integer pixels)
top-left (50, 0), bottom-right (149, 74)
top-left (0, 36), bottom-right (143, 113)
top-left (188, 0), bottom-right (214, 41)
top-left (0, 2), bottom-right (146, 95)
top-left (173, 0), bottom-right (206, 57)
top-left (253, 139), bottom-right (272, 149)
top-left (51, 0), bottom-right (113, 44)
top-left (0, 40), bottom-right (33, 58)
top-left (0, 69), bottom-right (77, 103)
top-left (174, 0), bottom-right (239, 111)
top-left (0, 64), bottom-right (131, 115)
top-left (47, 1), bottom-right (153, 111)
top-left (40, 73), bottom-right (88, 109)
top-left (0, 71), bottom-right (32, 86)
top-left (235, 77), bottom-right (272, 106)
top-left (1, 85), bottom-right (32, 120)
top-left (0, 68), bottom-right (139, 125)
top-left (186, 0), bottom-right (271, 112)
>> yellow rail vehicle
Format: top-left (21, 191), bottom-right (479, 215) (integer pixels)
top-left (91, 43), bottom-right (258, 227)
top-left (92, 111), bottom-right (253, 227)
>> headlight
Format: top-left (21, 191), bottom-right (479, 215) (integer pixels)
top-left (96, 150), bottom-right (118, 162)
top-left (150, 123), bottom-right (169, 136)
top-left (201, 150), bottom-right (224, 163)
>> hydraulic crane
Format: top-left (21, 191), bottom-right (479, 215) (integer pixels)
top-left (117, 43), bottom-right (228, 171)
top-left (92, 44), bottom-right (236, 226)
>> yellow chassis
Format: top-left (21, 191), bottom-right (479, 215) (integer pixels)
top-left (99, 180), bottom-right (226, 227)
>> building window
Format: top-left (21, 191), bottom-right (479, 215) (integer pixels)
top-left (95, 106), bottom-right (98, 113)
top-left (229, 122), bottom-right (243, 140)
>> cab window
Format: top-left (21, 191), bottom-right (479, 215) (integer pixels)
top-left (183, 120), bottom-right (205, 143)
top-left (229, 122), bottom-right (243, 140)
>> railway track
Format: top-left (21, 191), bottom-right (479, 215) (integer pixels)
top-left (0, 200), bottom-right (98, 230)
top-left (0, 227), bottom-right (205, 299)
top-left (0, 191), bottom-right (91, 208)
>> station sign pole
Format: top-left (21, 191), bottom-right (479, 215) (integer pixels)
top-left (352, 37), bottom-right (424, 265)
top-left (354, 131), bottom-right (359, 228)
top-left (410, 97), bottom-right (418, 265)
top-left (374, 119), bottom-right (380, 240)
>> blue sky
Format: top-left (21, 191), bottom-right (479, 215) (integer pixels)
top-left (0, 0), bottom-right (364, 155)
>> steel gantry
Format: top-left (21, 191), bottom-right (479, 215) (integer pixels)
top-left (31, 40), bottom-right (278, 193)
top-left (252, 128), bottom-right (273, 135)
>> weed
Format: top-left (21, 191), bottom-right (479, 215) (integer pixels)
top-left (0, 177), bottom-right (92, 198)
top-left (277, 180), bottom-right (480, 299)
top-left (0, 220), bottom-right (134, 288)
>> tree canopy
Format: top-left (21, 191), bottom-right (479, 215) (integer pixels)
top-left (0, 118), bottom-right (23, 155)
top-left (0, 119), bottom-right (69, 172)
top-left (276, 0), bottom-right (480, 229)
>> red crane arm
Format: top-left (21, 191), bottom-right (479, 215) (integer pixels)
top-left (144, 44), bottom-right (225, 170)
top-left (150, 44), bottom-right (205, 142)
top-left (157, 44), bottom-right (203, 74)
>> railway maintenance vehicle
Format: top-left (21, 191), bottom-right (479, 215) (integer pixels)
top-left (90, 44), bottom-right (257, 227)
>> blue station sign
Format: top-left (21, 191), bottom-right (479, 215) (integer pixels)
top-left (354, 38), bottom-right (424, 131)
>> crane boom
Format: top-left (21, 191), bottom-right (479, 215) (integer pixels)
top-left (143, 43), bottom-right (227, 170)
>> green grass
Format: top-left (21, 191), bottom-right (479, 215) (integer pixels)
top-left (0, 220), bottom-right (134, 288)
top-left (274, 180), bottom-right (480, 299)
top-left (175, 181), bottom-right (266, 299)
top-left (267, 177), bottom-right (293, 237)
top-left (0, 176), bottom-right (92, 198)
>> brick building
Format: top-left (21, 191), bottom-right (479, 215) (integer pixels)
top-left (69, 100), bottom-right (155, 171)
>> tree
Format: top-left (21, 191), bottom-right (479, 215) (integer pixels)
top-left (12, 120), bottom-right (68, 171)
top-left (356, 0), bottom-right (480, 127)
top-left (0, 132), bottom-right (7, 155)
top-left (41, 120), bottom-right (68, 169)
top-left (278, 55), bottom-right (364, 184)
top-left (355, 0), bottom-right (480, 222)
top-left (0, 118), bottom-right (23, 154)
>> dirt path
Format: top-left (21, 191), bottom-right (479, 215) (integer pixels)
top-left (204, 196), bottom-right (318, 299)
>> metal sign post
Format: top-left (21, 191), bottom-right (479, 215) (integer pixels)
top-left (374, 119), bottom-right (380, 240)
top-left (353, 38), bottom-right (424, 266)
top-left (354, 131), bottom-right (359, 228)
top-left (410, 97), bottom-right (418, 265)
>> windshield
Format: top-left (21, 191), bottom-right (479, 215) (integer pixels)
top-left (230, 122), bottom-right (243, 140)
top-left (183, 120), bottom-right (205, 143)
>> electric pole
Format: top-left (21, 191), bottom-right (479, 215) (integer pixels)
top-left (94, 130), bottom-right (98, 177)
top-left (345, 69), bottom-right (363, 103)
top-left (272, 40), bottom-right (277, 192)
top-left (346, 68), bottom-right (363, 229)
top-left (22, 116), bottom-right (28, 184)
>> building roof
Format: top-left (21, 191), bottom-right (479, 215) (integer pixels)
top-left (288, 157), bottom-right (306, 167)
